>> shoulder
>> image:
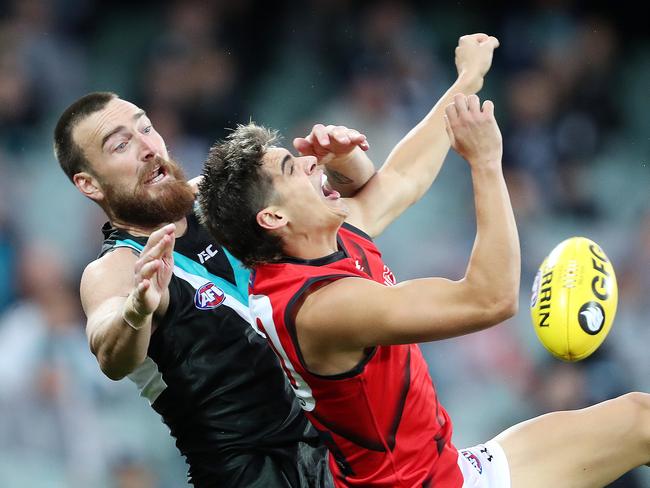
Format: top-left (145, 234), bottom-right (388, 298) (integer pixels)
top-left (339, 222), bottom-right (373, 243)
top-left (81, 248), bottom-right (139, 297)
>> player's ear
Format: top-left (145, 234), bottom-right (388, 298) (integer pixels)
top-left (257, 205), bottom-right (287, 231)
top-left (73, 171), bottom-right (105, 202)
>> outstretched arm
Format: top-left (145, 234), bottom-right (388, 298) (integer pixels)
top-left (295, 95), bottom-right (519, 373)
top-left (345, 33), bottom-right (499, 237)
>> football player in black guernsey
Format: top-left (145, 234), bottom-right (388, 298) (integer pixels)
top-left (53, 91), bottom-right (375, 487)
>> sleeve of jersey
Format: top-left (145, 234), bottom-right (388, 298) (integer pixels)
top-left (249, 264), bottom-right (361, 362)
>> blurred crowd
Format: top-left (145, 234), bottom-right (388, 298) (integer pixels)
top-left (0, 0), bottom-right (648, 486)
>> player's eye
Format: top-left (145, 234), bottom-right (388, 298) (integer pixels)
top-left (114, 141), bottom-right (128, 152)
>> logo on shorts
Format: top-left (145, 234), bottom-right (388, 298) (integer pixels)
top-left (461, 450), bottom-right (482, 474)
top-left (194, 282), bottom-right (226, 310)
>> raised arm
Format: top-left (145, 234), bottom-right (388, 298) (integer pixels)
top-left (345, 33), bottom-right (499, 237)
top-left (80, 224), bottom-right (175, 380)
top-left (295, 95), bottom-right (519, 372)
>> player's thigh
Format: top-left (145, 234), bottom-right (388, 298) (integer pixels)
top-left (493, 392), bottom-right (650, 488)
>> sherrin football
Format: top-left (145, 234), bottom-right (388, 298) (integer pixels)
top-left (530, 237), bottom-right (618, 361)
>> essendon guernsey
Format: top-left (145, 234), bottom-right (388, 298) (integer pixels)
top-left (249, 223), bottom-right (463, 487)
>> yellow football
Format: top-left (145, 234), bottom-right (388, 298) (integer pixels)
top-left (530, 237), bottom-right (618, 361)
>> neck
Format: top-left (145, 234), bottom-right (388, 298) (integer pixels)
top-left (111, 215), bottom-right (188, 237)
top-left (281, 223), bottom-right (341, 260)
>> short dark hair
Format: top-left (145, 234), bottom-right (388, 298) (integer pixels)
top-left (54, 92), bottom-right (117, 181)
top-left (198, 123), bottom-right (283, 268)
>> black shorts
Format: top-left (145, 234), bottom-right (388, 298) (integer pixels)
top-left (189, 442), bottom-right (333, 488)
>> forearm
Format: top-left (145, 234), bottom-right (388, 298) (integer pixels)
top-left (464, 165), bottom-right (520, 317)
top-left (324, 147), bottom-right (376, 197)
top-left (89, 296), bottom-right (152, 380)
top-left (380, 74), bottom-right (479, 202)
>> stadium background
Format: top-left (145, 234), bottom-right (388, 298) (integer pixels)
top-left (0, 0), bottom-right (648, 486)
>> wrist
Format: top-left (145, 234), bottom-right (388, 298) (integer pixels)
top-left (469, 160), bottom-right (503, 176)
top-left (122, 296), bottom-right (150, 331)
top-left (455, 71), bottom-right (484, 95)
top-left (323, 149), bottom-right (356, 169)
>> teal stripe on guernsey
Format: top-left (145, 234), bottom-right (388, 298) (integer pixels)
top-left (115, 239), bottom-right (249, 306)
top-left (222, 247), bottom-right (250, 300)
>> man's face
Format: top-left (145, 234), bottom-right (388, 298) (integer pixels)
top-left (262, 147), bottom-right (348, 232)
top-left (73, 98), bottom-right (194, 226)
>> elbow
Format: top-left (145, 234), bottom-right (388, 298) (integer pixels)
top-left (95, 348), bottom-right (142, 381)
top-left (102, 366), bottom-right (127, 382)
top-left (494, 294), bottom-right (519, 322)
top-left (98, 356), bottom-right (130, 381)
top-left (489, 289), bottom-right (519, 324)
top-left (476, 288), bottom-right (518, 327)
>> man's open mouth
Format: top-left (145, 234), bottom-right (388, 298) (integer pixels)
top-left (144, 165), bottom-right (168, 184)
top-left (321, 179), bottom-right (340, 200)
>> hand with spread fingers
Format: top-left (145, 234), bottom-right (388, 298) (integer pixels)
top-left (444, 93), bottom-right (502, 168)
top-left (123, 223), bottom-right (176, 327)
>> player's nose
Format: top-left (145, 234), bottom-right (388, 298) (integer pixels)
top-left (138, 135), bottom-right (160, 162)
top-left (301, 156), bottom-right (318, 175)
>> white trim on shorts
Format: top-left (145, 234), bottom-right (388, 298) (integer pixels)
top-left (457, 440), bottom-right (511, 488)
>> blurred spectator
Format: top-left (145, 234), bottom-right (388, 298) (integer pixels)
top-left (0, 244), bottom-right (109, 486)
top-left (111, 456), bottom-right (158, 488)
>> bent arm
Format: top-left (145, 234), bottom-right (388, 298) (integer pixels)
top-left (298, 166), bottom-right (518, 350)
top-left (297, 95), bottom-right (519, 357)
top-left (81, 250), bottom-right (155, 380)
top-left (81, 223), bottom-right (175, 380)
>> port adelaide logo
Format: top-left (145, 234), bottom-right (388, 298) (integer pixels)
top-left (578, 301), bottom-right (605, 335)
top-left (195, 282), bottom-right (226, 310)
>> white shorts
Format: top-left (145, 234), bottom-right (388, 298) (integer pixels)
top-left (457, 440), bottom-right (511, 488)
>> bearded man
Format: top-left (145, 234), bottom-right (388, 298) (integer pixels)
top-left (53, 92), bottom-right (374, 487)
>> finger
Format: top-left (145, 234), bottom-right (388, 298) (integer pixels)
top-left (132, 279), bottom-right (151, 301)
top-left (359, 140), bottom-right (369, 151)
top-left (347, 129), bottom-right (363, 140)
top-left (312, 124), bottom-right (330, 147)
top-left (332, 127), bottom-right (351, 145)
top-left (347, 130), bottom-right (367, 146)
top-left (293, 137), bottom-right (315, 156)
top-left (142, 223), bottom-right (175, 253)
top-left (468, 94), bottom-right (481, 114)
top-left (445, 102), bottom-right (459, 123)
top-left (162, 233), bottom-right (176, 262)
top-left (142, 234), bottom-right (172, 264)
top-left (135, 239), bottom-right (164, 273)
top-left (488, 36), bottom-right (500, 48)
top-left (482, 99), bottom-right (495, 116)
top-left (444, 115), bottom-right (455, 147)
top-left (139, 259), bottom-right (161, 280)
top-left (460, 33), bottom-right (488, 44)
top-left (453, 93), bottom-right (469, 115)
top-left (471, 33), bottom-right (490, 43)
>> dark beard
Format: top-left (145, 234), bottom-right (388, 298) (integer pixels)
top-left (103, 156), bottom-right (196, 227)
